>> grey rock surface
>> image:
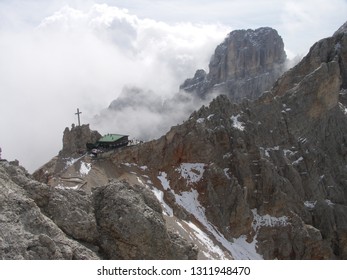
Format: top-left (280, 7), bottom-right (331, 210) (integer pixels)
top-left (180, 27), bottom-right (287, 102)
top-left (60, 124), bottom-right (101, 157)
top-left (93, 180), bottom-right (197, 259)
top-left (111, 23), bottom-right (347, 259)
top-left (0, 161), bottom-right (197, 260)
top-left (0, 161), bottom-right (99, 260)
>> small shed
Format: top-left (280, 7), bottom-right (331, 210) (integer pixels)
top-left (96, 134), bottom-right (129, 149)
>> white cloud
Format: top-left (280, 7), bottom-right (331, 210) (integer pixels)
top-left (0, 3), bottom-right (229, 171)
top-left (279, 0), bottom-right (347, 56)
top-left (1, 0), bottom-right (346, 172)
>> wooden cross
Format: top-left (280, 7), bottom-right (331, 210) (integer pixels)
top-left (75, 108), bottom-right (82, 126)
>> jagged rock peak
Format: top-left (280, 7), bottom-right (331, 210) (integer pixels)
top-left (180, 27), bottom-right (287, 102)
top-left (59, 124), bottom-right (101, 157)
top-left (0, 161), bottom-right (198, 260)
top-left (334, 20), bottom-right (347, 36)
top-left (111, 23), bottom-right (347, 259)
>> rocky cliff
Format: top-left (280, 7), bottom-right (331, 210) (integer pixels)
top-left (0, 160), bottom-right (197, 259)
top-left (180, 27), bottom-right (287, 102)
top-left (4, 22), bottom-right (347, 260)
top-left (60, 124), bottom-right (101, 157)
top-left (108, 22), bottom-right (347, 259)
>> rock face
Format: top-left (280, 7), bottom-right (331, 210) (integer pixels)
top-left (93, 181), bottom-right (197, 259)
top-left (180, 27), bottom-right (287, 102)
top-left (12, 21), bottom-right (347, 260)
top-left (33, 124), bottom-right (102, 184)
top-left (0, 161), bottom-right (197, 259)
top-left (0, 161), bottom-right (99, 260)
top-left (60, 124), bottom-right (101, 157)
top-left (110, 23), bottom-right (347, 259)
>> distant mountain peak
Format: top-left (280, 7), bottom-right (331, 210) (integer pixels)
top-left (180, 27), bottom-right (287, 101)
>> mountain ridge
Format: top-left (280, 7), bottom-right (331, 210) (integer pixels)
top-left (2, 21), bottom-right (347, 259)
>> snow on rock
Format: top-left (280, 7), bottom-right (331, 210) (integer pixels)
top-left (197, 118), bottom-right (205, 124)
top-left (325, 199), bottom-right (335, 207)
top-left (230, 209), bottom-right (291, 260)
top-left (80, 161), bottom-right (92, 176)
top-left (158, 175), bottom-right (263, 259)
top-left (223, 152), bottom-right (232, 159)
top-left (207, 114), bottom-right (215, 120)
top-left (151, 187), bottom-right (174, 217)
top-left (251, 209), bottom-right (289, 229)
top-left (223, 168), bottom-right (231, 180)
top-left (55, 184), bottom-right (79, 190)
top-left (284, 148), bottom-right (298, 157)
top-left (158, 171), bottom-right (170, 190)
top-left (64, 154), bottom-right (86, 168)
top-left (137, 176), bottom-right (173, 217)
top-left (231, 236), bottom-right (262, 260)
top-left (176, 163), bottom-right (205, 184)
top-left (184, 221), bottom-right (227, 259)
top-left (339, 102), bottom-right (347, 115)
top-left (292, 156), bottom-right (304, 165)
top-left (174, 189), bottom-right (206, 220)
top-left (65, 157), bottom-right (78, 167)
top-left (304, 200), bottom-right (317, 209)
top-left (260, 146), bottom-right (280, 157)
top-left (230, 114), bottom-right (245, 131)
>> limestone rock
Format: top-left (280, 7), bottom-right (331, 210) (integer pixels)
top-left (1, 161), bottom-right (197, 260)
top-left (33, 124), bottom-right (101, 184)
top-left (18, 21), bottom-right (347, 260)
top-left (59, 124), bottom-right (101, 157)
top-left (93, 180), bottom-right (198, 259)
top-left (180, 27), bottom-right (287, 101)
top-left (110, 22), bottom-right (347, 259)
top-left (0, 161), bottom-right (99, 260)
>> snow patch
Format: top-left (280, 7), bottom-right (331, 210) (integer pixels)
top-left (292, 156), bottom-right (304, 165)
top-left (223, 168), bottom-right (231, 180)
top-left (158, 171), bottom-right (170, 190)
top-left (65, 158), bottom-right (78, 167)
top-left (230, 114), bottom-right (245, 131)
top-left (284, 149), bottom-right (297, 157)
top-left (80, 161), bottom-right (91, 176)
top-left (138, 176), bottom-right (173, 217)
top-left (339, 102), bottom-right (347, 115)
top-left (304, 200), bottom-right (317, 209)
top-left (55, 184), bottom-right (79, 190)
top-left (207, 114), bottom-right (215, 120)
top-left (64, 154), bottom-right (86, 169)
top-left (251, 209), bottom-right (289, 229)
top-left (260, 146), bottom-right (279, 157)
top-left (176, 163), bottom-right (205, 184)
top-left (325, 199), bottom-right (335, 207)
top-left (223, 152), bottom-right (232, 159)
top-left (174, 189), bottom-right (262, 259)
top-left (151, 187), bottom-right (173, 217)
top-left (184, 221), bottom-right (227, 259)
top-left (197, 118), bottom-right (205, 124)
top-left (123, 162), bottom-right (136, 167)
top-left (298, 137), bottom-right (307, 144)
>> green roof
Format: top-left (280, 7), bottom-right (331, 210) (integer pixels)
top-left (98, 134), bottom-right (128, 143)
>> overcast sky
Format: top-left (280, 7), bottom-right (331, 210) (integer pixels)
top-left (1, 0), bottom-right (347, 172)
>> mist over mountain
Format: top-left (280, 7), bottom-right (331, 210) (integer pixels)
top-left (2, 19), bottom-right (347, 260)
top-left (1, 1), bottom-right (346, 172)
top-left (91, 27), bottom-right (289, 141)
top-left (0, 3), bottom-right (229, 172)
